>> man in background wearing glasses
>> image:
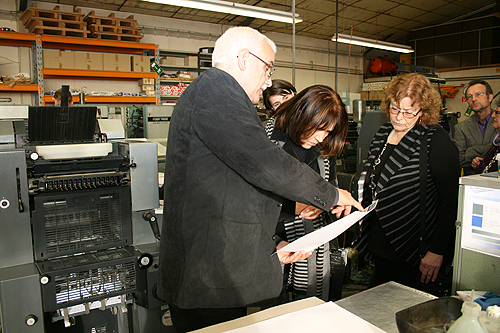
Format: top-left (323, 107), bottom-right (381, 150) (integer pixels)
top-left (156, 26), bottom-right (363, 332)
top-left (453, 79), bottom-right (499, 175)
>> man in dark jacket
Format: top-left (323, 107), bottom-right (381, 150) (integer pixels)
top-left (157, 26), bottom-right (363, 333)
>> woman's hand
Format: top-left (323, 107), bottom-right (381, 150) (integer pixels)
top-left (419, 251), bottom-right (443, 283)
top-left (296, 203), bottom-right (322, 220)
top-left (276, 240), bottom-right (312, 264)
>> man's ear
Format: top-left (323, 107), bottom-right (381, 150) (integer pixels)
top-left (489, 93), bottom-right (494, 103)
top-left (237, 48), bottom-right (249, 71)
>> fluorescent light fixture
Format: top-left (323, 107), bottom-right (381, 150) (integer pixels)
top-left (332, 33), bottom-right (414, 53)
top-left (142, 0), bottom-right (303, 24)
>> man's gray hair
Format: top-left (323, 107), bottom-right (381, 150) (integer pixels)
top-left (212, 27), bottom-right (276, 67)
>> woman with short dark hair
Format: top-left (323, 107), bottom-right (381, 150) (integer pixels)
top-left (266, 84), bottom-right (348, 301)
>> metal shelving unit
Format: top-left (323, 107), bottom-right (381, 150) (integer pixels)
top-left (0, 31), bottom-right (160, 105)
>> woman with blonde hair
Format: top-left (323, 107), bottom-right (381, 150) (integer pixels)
top-left (355, 73), bottom-right (460, 295)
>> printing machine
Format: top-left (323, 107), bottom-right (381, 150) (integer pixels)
top-left (0, 103), bottom-right (171, 332)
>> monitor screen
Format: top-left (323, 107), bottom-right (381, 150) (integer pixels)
top-left (461, 185), bottom-right (500, 259)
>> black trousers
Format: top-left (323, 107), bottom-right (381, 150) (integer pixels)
top-left (368, 254), bottom-right (453, 297)
top-left (168, 304), bottom-right (247, 333)
top-left (369, 255), bottom-right (419, 289)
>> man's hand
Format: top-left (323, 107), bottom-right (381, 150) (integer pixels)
top-left (330, 188), bottom-right (364, 218)
top-left (472, 156), bottom-right (483, 169)
top-left (419, 251), bottom-right (443, 283)
top-left (276, 241), bottom-right (312, 264)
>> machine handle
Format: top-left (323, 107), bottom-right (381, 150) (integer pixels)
top-left (142, 211), bottom-right (161, 241)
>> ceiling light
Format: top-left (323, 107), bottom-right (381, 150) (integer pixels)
top-left (332, 33), bottom-right (414, 53)
top-left (142, 0), bottom-right (303, 24)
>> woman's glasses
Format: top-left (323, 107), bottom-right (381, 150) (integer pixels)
top-left (389, 105), bottom-right (421, 119)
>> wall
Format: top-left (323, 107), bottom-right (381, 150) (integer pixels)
top-left (438, 67), bottom-right (500, 123)
top-left (0, 1), bottom-right (364, 108)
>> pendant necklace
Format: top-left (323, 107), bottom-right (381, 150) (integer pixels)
top-left (369, 129), bottom-right (395, 201)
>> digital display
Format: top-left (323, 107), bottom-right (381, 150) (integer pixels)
top-left (461, 185), bottom-right (500, 259)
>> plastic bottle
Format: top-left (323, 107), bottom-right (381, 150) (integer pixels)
top-left (479, 305), bottom-right (500, 333)
top-left (448, 299), bottom-right (487, 333)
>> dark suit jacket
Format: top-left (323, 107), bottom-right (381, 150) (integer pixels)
top-left (157, 68), bottom-right (339, 309)
top-left (453, 112), bottom-right (498, 175)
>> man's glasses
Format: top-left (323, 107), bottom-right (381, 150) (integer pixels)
top-left (249, 51), bottom-right (275, 78)
top-left (494, 108), bottom-right (500, 115)
top-left (389, 105), bottom-right (421, 119)
top-left (466, 92), bottom-right (486, 100)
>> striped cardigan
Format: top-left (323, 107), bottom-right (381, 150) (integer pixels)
top-left (266, 117), bottom-right (337, 301)
top-left (356, 123), bottom-right (441, 267)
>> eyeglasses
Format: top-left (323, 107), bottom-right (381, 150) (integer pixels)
top-left (466, 92), bottom-right (486, 100)
top-left (389, 105), bottom-right (421, 119)
top-left (249, 51), bottom-right (275, 78)
top-left (494, 109), bottom-right (500, 115)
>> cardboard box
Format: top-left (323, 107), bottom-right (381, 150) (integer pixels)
top-left (139, 78), bottom-right (154, 85)
top-left (188, 56), bottom-right (198, 67)
top-left (131, 55), bottom-right (150, 73)
top-left (360, 91), bottom-right (370, 100)
top-left (370, 90), bottom-right (385, 100)
top-left (160, 56), bottom-right (185, 66)
top-left (176, 71), bottom-right (191, 79)
top-left (140, 84), bottom-right (155, 91)
top-left (141, 90), bottom-right (156, 96)
top-left (74, 52), bottom-right (103, 71)
top-left (43, 50), bottom-right (74, 69)
top-left (103, 54), bottom-right (131, 72)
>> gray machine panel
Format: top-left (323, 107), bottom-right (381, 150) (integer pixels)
top-left (0, 120), bottom-right (15, 144)
top-left (0, 264), bottom-right (44, 333)
top-left (144, 105), bottom-right (174, 141)
top-left (0, 149), bottom-right (34, 268)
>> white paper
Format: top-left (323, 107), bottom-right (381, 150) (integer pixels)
top-left (224, 301), bottom-right (386, 333)
top-left (277, 200), bottom-right (377, 253)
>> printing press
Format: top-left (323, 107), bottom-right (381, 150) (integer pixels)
top-left (0, 102), bottom-right (171, 332)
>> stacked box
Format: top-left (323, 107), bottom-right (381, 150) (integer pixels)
top-left (139, 78), bottom-right (154, 85)
top-left (74, 52), bottom-right (103, 70)
top-left (160, 57), bottom-right (185, 66)
top-left (131, 55), bottom-right (150, 73)
top-left (160, 83), bottom-right (189, 96)
top-left (43, 50), bottom-right (74, 69)
top-left (103, 54), bottom-right (131, 72)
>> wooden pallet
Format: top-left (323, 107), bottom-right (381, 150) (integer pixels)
top-left (20, 4), bottom-right (84, 26)
top-left (89, 24), bottom-right (141, 36)
top-left (88, 31), bottom-right (142, 42)
top-left (28, 26), bottom-right (89, 38)
top-left (26, 17), bottom-right (87, 33)
top-left (84, 12), bottom-right (139, 28)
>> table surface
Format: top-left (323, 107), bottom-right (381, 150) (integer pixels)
top-left (335, 281), bottom-right (437, 333)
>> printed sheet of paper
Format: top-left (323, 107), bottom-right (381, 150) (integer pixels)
top-left (277, 200), bottom-right (377, 253)
top-left (224, 301), bottom-right (386, 333)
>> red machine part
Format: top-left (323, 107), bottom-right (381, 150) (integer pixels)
top-left (369, 55), bottom-right (397, 74)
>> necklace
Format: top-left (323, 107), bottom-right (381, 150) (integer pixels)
top-left (481, 151), bottom-right (498, 174)
top-left (369, 130), bottom-right (395, 201)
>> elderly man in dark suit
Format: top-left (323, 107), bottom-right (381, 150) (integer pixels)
top-left (454, 79), bottom-right (499, 175)
top-left (157, 26), bottom-right (363, 333)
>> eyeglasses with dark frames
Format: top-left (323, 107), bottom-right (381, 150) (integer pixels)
top-left (389, 105), bottom-right (421, 119)
top-left (466, 92), bottom-right (486, 100)
top-left (248, 51), bottom-right (275, 78)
